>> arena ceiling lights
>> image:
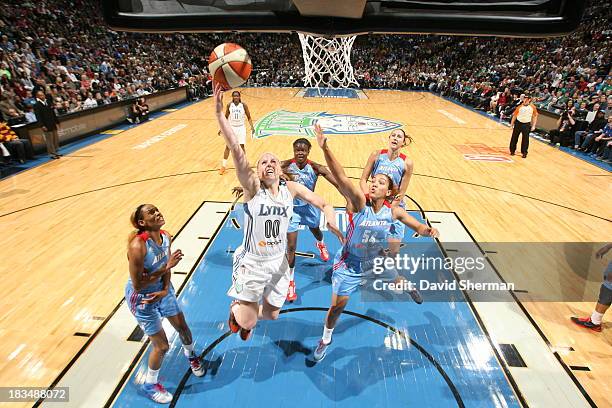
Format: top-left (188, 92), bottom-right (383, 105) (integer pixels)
top-left (103, 0), bottom-right (587, 37)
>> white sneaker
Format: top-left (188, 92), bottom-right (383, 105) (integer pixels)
top-left (313, 339), bottom-right (331, 362)
top-left (189, 356), bottom-right (206, 377)
top-left (142, 382), bottom-right (173, 404)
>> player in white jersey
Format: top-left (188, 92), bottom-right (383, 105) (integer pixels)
top-left (311, 124), bottom-right (438, 361)
top-left (219, 90), bottom-right (254, 175)
top-left (213, 82), bottom-right (343, 341)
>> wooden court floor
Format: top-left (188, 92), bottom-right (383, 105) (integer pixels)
top-left (0, 89), bottom-right (610, 406)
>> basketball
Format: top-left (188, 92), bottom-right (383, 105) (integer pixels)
top-left (208, 43), bottom-right (252, 90)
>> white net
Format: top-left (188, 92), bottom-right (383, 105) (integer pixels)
top-left (298, 33), bottom-right (359, 89)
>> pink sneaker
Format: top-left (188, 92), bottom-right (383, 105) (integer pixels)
top-left (316, 241), bottom-right (330, 262)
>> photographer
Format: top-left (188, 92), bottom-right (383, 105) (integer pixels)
top-left (548, 107), bottom-right (576, 146)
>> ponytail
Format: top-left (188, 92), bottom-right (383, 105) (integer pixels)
top-left (127, 204), bottom-right (146, 245)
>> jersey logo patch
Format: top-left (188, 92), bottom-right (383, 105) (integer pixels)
top-left (258, 204), bottom-right (289, 217)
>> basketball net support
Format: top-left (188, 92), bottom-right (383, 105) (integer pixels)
top-left (298, 33), bottom-right (359, 89)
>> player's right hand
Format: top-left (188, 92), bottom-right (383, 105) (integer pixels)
top-left (166, 249), bottom-right (184, 269)
top-left (213, 81), bottom-right (224, 113)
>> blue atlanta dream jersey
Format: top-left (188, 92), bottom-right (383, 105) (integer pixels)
top-left (334, 200), bottom-right (394, 275)
top-left (287, 160), bottom-right (318, 206)
top-left (371, 149), bottom-right (406, 189)
top-left (127, 231), bottom-right (170, 293)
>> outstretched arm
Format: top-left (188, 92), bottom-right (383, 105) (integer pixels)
top-left (214, 82), bottom-right (259, 199)
top-left (360, 151), bottom-right (378, 196)
top-left (311, 161), bottom-right (340, 190)
top-left (392, 207), bottom-right (439, 238)
top-left (287, 181), bottom-right (344, 244)
top-left (314, 123), bottom-right (365, 212)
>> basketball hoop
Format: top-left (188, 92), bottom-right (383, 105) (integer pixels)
top-left (298, 33), bottom-right (359, 89)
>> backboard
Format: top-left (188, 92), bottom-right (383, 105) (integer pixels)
top-left (103, 0), bottom-right (588, 37)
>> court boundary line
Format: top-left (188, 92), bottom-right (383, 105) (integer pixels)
top-left (451, 212), bottom-right (599, 408)
top-left (0, 98), bottom-right (203, 181)
top-left (344, 170), bottom-right (610, 223)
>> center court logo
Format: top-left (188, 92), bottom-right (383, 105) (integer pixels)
top-left (253, 110), bottom-right (401, 138)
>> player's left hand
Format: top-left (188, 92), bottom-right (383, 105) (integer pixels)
top-left (327, 222), bottom-right (345, 245)
top-left (418, 224), bottom-right (439, 238)
top-left (142, 290), bottom-right (168, 304)
top-left (232, 186), bottom-right (243, 197)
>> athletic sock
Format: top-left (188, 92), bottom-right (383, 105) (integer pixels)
top-left (590, 311), bottom-right (603, 325)
top-left (289, 267), bottom-right (295, 281)
top-left (322, 325), bottom-right (334, 344)
top-left (182, 342), bottom-right (195, 358)
top-left (222, 159), bottom-right (227, 167)
top-left (145, 367), bottom-right (160, 384)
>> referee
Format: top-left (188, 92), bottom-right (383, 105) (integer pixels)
top-left (509, 94), bottom-right (538, 158)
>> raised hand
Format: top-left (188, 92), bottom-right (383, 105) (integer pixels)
top-left (213, 81), bottom-right (224, 114)
top-left (314, 122), bottom-right (327, 148)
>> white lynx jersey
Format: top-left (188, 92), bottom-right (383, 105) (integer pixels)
top-left (241, 181), bottom-right (294, 258)
top-left (228, 102), bottom-right (246, 127)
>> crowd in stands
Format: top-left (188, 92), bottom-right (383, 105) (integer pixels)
top-left (0, 0), bottom-right (610, 165)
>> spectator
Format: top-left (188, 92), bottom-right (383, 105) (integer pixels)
top-left (575, 110), bottom-right (606, 149)
top-left (82, 93), bottom-right (98, 110)
top-left (580, 116), bottom-right (612, 154)
top-left (589, 116), bottom-right (612, 159)
top-left (33, 90), bottom-right (61, 159)
top-left (0, 121), bottom-right (34, 164)
top-left (585, 103), bottom-right (601, 124)
top-left (24, 105), bottom-right (37, 123)
top-left (136, 97), bottom-right (150, 121)
top-left (5, 108), bottom-right (26, 126)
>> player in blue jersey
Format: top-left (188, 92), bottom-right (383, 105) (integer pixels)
top-left (312, 124), bottom-right (438, 361)
top-left (360, 129), bottom-right (423, 303)
top-left (281, 138), bottom-right (339, 302)
top-left (126, 204), bottom-right (205, 404)
top-left (571, 243), bottom-right (611, 332)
